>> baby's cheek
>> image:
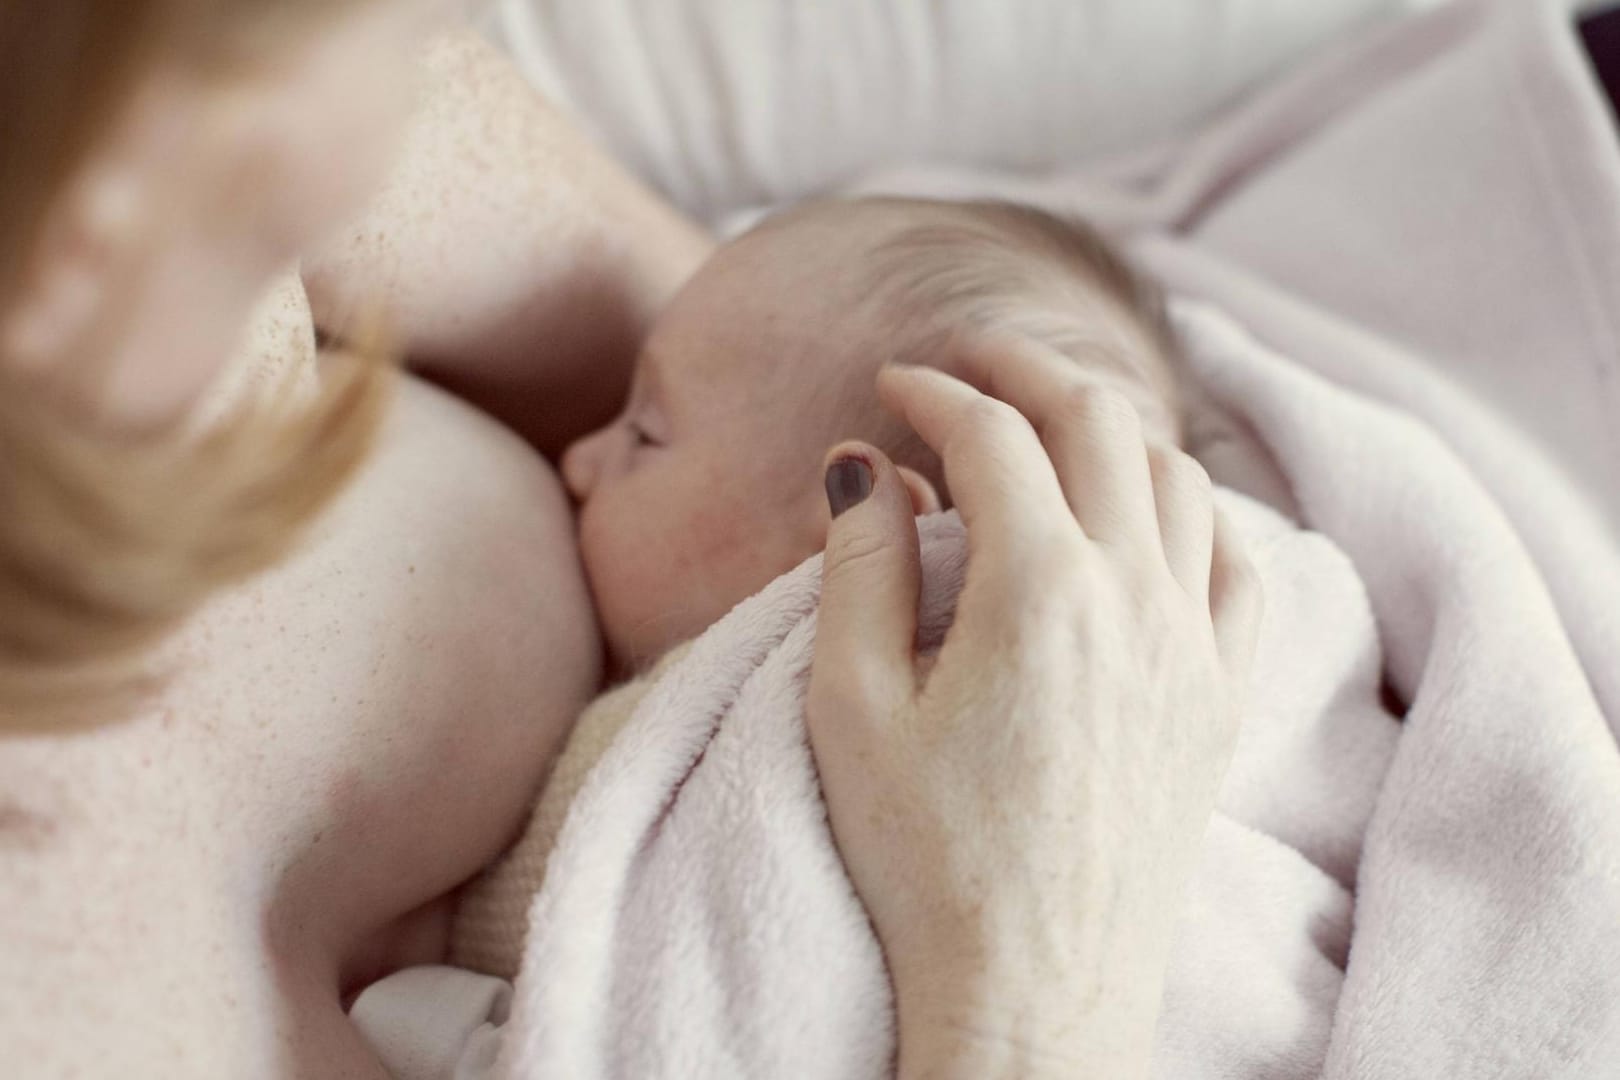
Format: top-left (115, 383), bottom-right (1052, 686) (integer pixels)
top-left (684, 484), bottom-right (813, 606)
top-left (687, 498), bottom-right (760, 576)
top-left (578, 457), bottom-right (808, 663)
top-left (577, 487), bottom-right (711, 657)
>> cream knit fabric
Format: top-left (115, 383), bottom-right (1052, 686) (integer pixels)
top-left (449, 648), bottom-right (689, 979)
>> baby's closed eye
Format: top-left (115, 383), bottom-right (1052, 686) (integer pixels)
top-left (628, 420), bottom-right (663, 449)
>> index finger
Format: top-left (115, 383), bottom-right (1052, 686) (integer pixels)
top-left (953, 337), bottom-right (1162, 552)
top-left (877, 364), bottom-right (1076, 556)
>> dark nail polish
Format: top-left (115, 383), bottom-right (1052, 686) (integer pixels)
top-left (825, 457), bottom-right (873, 518)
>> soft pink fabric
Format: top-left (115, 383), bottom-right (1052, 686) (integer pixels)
top-left (493, 1), bottom-right (1620, 1075)
top-left (1179, 303), bottom-right (1620, 1077)
top-left (497, 485), bottom-right (1395, 1079)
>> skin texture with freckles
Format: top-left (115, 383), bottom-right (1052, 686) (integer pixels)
top-left (0, 365), bottom-right (603, 1078)
top-left (0, 17), bottom-right (700, 1079)
top-left (303, 33), bottom-right (713, 458)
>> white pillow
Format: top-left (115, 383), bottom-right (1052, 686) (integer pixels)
top-left (485, 0), bottom-right (1438, 224)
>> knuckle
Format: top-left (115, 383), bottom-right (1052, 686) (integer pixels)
top-left (961, 396), bottom-right (1026, 440)
top-left (825, 527), bottom-right (891, 580)
top-left (810, 650), bottom-right (910, 729)
top-left (1063, 383), bottom-right (1142, 439)
top-left (1152, 448), bottom-right (1214, 507)
top-left (1158, 446), bottom-right (1213, 492)
top-left (810, 667), bottom-right (880, 722)
top-left (946, 398), bottom-right (1037, 468)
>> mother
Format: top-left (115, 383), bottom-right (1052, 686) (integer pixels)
top-left (0, 2), bottom-right (1259, 1077)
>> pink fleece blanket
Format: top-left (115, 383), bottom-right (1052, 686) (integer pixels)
top-left (484, 1), bottom-right (1620, 1075)
top-left (490, 296), bottom-right (1617, 1076)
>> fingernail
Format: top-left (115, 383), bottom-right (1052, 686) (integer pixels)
top-left (825, 457), bottom-right (873, 518)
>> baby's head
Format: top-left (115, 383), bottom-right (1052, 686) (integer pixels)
top-left (562, 197), bottom-right (1182, 672)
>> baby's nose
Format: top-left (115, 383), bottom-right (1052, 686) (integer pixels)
top-left (561, 429), bottom-right (609, 502)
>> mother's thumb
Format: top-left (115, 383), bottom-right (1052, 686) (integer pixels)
top-left (813, 443), bottom-right (921, 714)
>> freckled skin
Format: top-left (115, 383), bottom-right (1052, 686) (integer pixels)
top-left (302, 34), bottom-right (712, 458)
top-left (0, 371), bottom-right (602, 1078)
top-left (0, 21), bottom-right (698, 1073)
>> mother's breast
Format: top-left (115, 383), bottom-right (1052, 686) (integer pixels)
top-left (0, 372), bottom-right (603, 1077)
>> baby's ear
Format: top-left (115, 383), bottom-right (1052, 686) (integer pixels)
top-left (808, 459), bottom-right (942, 546)
top-left (895, 465), bottom-right (943, 516)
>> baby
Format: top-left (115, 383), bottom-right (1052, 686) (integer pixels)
top-left (559, 195), bottom-right (1183, 675)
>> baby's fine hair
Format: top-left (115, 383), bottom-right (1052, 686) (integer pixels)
top-left (855, 197), bottom-right (1184, 444)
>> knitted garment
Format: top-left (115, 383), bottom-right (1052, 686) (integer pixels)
top-left (449, 646), bottom-right (690, 979)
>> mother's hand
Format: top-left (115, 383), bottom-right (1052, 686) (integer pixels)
top-left (807, 344), bottom-right (1262, 1080)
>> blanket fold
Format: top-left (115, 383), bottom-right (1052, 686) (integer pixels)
top-left (491, 477), bottom-right (1394, 1079)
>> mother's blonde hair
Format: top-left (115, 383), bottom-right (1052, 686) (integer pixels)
top-left (0, 0), bottom-right (392, 728)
